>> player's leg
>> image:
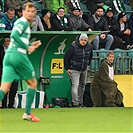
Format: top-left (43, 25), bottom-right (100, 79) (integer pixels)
top-left (22, 78), bottom-right (40, 122)
top-left (14, 54), bottom-right (40, 122)
top-left (0, 53), bottom-right (16, 104)
top-left (2, 93), bottom-right (8, 108)
top-left (25, 78), bottom-right (37, 115)
top-left (0, 82), bottom-right (12, 103)
top-left (8, 81), bottom-right (18, 108)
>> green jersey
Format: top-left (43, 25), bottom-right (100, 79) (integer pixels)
top-left (7, 17), bottom-right (31, 54)
top-left (2, 16), bottom-right (35, 82)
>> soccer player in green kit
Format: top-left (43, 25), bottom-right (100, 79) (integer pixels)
top-left (0, 2), bottom-right (41, 122)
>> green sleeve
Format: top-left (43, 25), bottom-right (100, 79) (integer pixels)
top-left (10, 30), bottom-right (29, 49)
top-left (10, 20), bottom-right (31, 49)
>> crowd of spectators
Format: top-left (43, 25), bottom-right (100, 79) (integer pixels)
top-left (0, 0), bottom-right (133, 50)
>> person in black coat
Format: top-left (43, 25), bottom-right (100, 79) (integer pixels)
top-left (64, 33), bottom-right (93, 107)
top-left (0, 36), bottom-right (18, 108)
top-left (104, 7), bottom-right (123, 50)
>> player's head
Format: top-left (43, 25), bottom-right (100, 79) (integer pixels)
top-left (107, 51), bottom-right (114, 64)
top-left (22, 2), bottom-right (35, 21)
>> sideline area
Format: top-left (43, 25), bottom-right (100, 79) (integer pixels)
top-left (114, 75), bottom-right (133, 107)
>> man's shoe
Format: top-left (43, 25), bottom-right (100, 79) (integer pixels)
top-left (22, 113), bottom-right (40, 122)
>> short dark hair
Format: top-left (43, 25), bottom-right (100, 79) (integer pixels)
top-left (58, 7), bottom-right (65, 12)
top-left (95, 6), bottom-right (105, 12)
top-left (7, 8), bottom-right (15, 12)
top-left (4, 36), bottom-right (10, 39)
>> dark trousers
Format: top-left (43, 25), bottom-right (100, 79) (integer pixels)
top-left (110, 35), bottom-right (123, 50)
top-left (2, 82), bottom-right (18, 108)
top-left (118, 34), bottom-right (131, 49)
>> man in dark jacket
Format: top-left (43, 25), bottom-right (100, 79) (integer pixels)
top-left (64, 33), bottom-right (93, 107)
top-left (68, 7), bottom-right (92, 31)
top-left (90, 51), bottom-right (124, 107)
top-left (87, 6), bottom-right (113, 50)
top-left (0, 36), bottom-right (18, 108)
top-left (104, 7), bottom-right (123, 50)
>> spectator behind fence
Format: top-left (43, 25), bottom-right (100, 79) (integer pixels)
top-left (116, 12), bottom-right (133, 49)
top-left (51, 7), bottom-right (72, 31)
top-left (0, 8), bottom-right (17, 30)
top-left (41, 9), bottom-right (52, 31)
top-left (0, 36), bottom-right (18, 108)
top-left (30, 8), bottom-right (44, 31)
top-left (0, 0), bottom-right (4, 19)
top-left (68, 7), bottom-right (92, 31)
top-left (90, 51), bottom-right (124, 107)
top-left (104, 7), bottom-right (123, 50)
top-left (5, 0), bottom-right (23, 12)
top-left (64, 33), bottom-right (93, 107)
top-left (87, 6), bottom-right (113, 50)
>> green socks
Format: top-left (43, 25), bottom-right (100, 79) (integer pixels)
top-left (26, 88), bottom-right (36, 115)
top-left (0, 90), bottom-right (5, 101)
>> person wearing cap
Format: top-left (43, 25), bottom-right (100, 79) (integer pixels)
top-left (116, 12), bottom-right (133, 49)
top-left (64, 33), bottom-right (93, 107)
top-left (68, 7), bottom-right (92, 31)
top-left (104, 7), bottom-right (123, 49)
top-left (87, 6), bottom-right (113, 50)
top-left (51, 7), bottom-right (72, 31)
top-left (41, 9), bottom-right (52, 31)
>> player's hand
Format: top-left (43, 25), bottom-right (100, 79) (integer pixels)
top-left (28, 46), bottom-right (37, 54)
top-left (32, 40), bottom-right (42, 48)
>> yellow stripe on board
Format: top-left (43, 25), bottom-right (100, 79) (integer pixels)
top-left (114, 75), bottom-right (133, 107)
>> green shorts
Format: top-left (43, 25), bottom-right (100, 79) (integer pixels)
top-left (2, 51), bottom-right (35, 82)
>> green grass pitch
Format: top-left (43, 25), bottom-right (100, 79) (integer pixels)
top-left (0, 107), bottom-right (133, 133)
